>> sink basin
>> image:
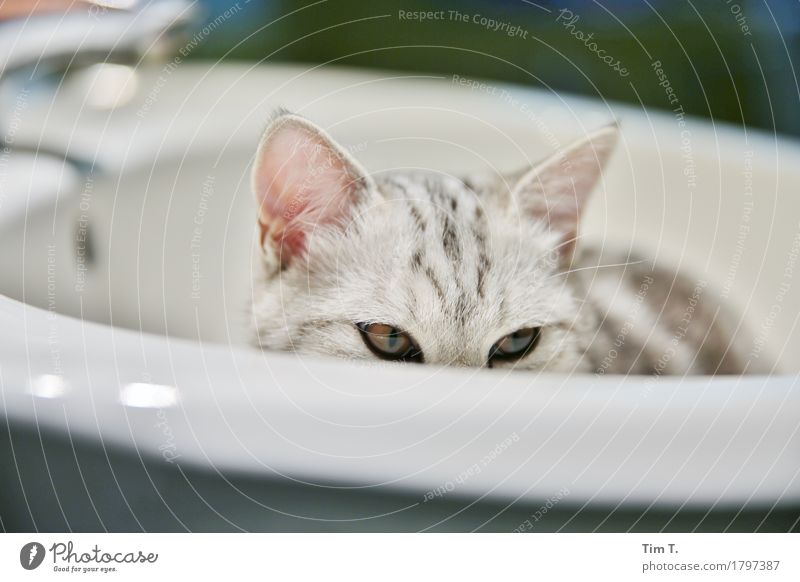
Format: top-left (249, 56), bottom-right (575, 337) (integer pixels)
top-left (0, 63), bottom-right (797, 531)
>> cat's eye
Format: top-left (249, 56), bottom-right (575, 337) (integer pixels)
top-left (356, 323), bottom-right (424, 363)
top-left (489, 327), bottom-right (541, 362)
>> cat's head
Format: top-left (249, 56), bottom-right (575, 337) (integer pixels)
top-left (250, 112), bottom-right (617, 370)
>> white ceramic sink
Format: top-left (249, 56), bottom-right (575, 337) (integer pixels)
top-left (0, 63), bottom-right (797, 508)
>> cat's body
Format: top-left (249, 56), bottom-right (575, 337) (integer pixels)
top-left (249, 112), bottom-right (761, 375)
top-left (570, 248), bottom-right (756, 375)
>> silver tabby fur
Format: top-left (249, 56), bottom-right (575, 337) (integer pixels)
top-left (250, 112), bottom-right (762, 375)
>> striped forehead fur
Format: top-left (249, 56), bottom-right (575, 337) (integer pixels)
top-left (250, 112), bottom-right (612, 370)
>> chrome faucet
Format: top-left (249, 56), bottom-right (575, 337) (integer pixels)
top-left (0, 0), bottom-right (198, 169)
top-left (0, 0), bottom-right (197, 79)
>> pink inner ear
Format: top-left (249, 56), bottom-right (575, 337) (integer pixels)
top-left (254, 122), bottom-right (361, 264)
top-left (527, 171), bottom-right (582, 231)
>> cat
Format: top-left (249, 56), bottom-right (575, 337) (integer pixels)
top-left (249, 111), bottom-right (764, 375)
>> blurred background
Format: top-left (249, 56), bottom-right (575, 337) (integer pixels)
top-left (2, 0), bottom-right (798, 134)
top-left (183, 0), bottom-right (800, 137)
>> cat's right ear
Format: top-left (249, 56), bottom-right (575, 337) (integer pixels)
top-left (510, 124), bottom-right (618, 265)
top-left (252, 112), bottom-right (375, 269)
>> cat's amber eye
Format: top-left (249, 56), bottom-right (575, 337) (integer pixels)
top-left (356, 323), bottom-right (423, 363)
top-left (489, 327), bottom-right (541, 363)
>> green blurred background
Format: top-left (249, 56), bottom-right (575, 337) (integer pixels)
top-left (190, 0), bottom-right (800, 136)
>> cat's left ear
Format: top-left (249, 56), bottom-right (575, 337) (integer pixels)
top-left (510, 123), bottom-right (619, 263)
top-left (252, 112), bottom-right (376, 269)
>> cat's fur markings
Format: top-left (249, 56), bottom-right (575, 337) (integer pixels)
top-left (249, 112), bottom-right (759, 375)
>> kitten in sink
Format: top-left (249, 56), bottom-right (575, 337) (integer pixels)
top-left (249, 111), bottom-right (761, 375)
